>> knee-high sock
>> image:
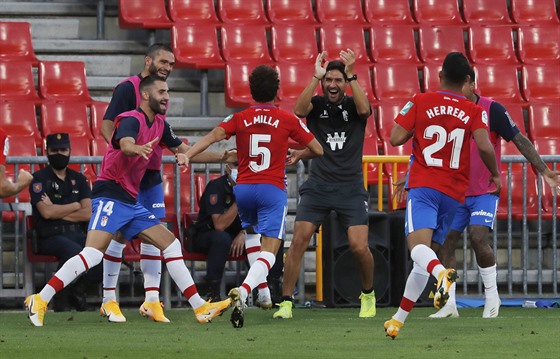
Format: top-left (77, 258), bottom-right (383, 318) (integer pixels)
top-left (410, 244), bottom-right (446, 279)
top-left (102, 240), bottom-right (125, 302)
top-left (393, 263), bottom-right (430, 323)
top-left (245, 233), bottom-right (269, 297)
top-left (141, 243), bottom-right (162, 302)
top-left (239, 251), bottom-right (276, 303)
top-left (40, 247), bottom-right (103, 303)
top-left (479, 264), bottom-right (498, 298)
top-left (162, 239), bottom-right (205, 309)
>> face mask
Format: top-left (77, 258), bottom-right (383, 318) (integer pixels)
top-left (230, 169), bottom-right (238, 183)
top-left (47, 153), bottom-right (70, 170)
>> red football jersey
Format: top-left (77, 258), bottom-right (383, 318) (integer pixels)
top-left (0, 128), bottom-right (7, 166)
top-left (219, 105), bottom-right (315, 190)
top-left (395, 91), bottom-right (488, 202)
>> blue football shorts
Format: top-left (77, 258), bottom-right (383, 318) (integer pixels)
top-left (450, 193), bottom-right (499, 232)
top-left (405, 187), bottom-right (461, 245)
top-left (137, 184), bottom-right (166, 219)
top-left (233, 183), bottom-right (287, 240)
top-left (88, 197), bottom-right (161, 240)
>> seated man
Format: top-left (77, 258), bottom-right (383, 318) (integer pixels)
top-left (189, 162), bottom-right (245, 302)
top-left (29, 133), bottom-right (101, 311)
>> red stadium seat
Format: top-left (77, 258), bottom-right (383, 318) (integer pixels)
top-left (422, 62), bottom-right (442, 93)
top-left (468, 26), bottom-right (518, 65)
top-left (316, 0), bottom-right (367, 25)
top-left (118, 0), bottom-right (172, 29)
top-left (497, 166), bottom-right (540, 220)
top-left (518, 26), bottom-right (560, 65)
top-left (369, 25), bottom-right (421, 64)
top-left (217, 0), bottom-right (270, 25)
top-left (61, 135), bottom-right (96, 183)
top-left (319, 25), bottom-right (371, 64)
top-left (0, 22), bottom-right (39, 65)
top-left (266, 0), bottom-right (318, 25)
top-left (225, 62), bottom-right (274, 108)
top-left (0, 101), bottom-right (41, 146)
top-left (522, 65), bottom-right (560, 104)
top-left (418, 25), bottom-right (466, 64)
top-left (41, 101), bottom-right (93, 139)
top-left (462, 0), bottom-right (513, 25)
top-left (363, 0), bottom-right (417, 25)
top-left (168, 0), bottom-right (220, 24)
top-left (528, 103), bottom-right (560, 142)
top-left (271, 25), bottom-right (318, 64)
top-left (90, 137), bottom-right (108, 175)
top-left (90, 101), bottom-right (109, 139)
top-left (511, 0), bottom-right (560, 25)
top-left (276, 62), bottom-right (321, 104)
top-left (413, 0), bottom-right (466, 25)
top-left (0, 61), bottom-right (41, 104)
top-left (372, 63), bottom-right (421, 102)
top-left (39, 61), bottom-right (93, 103)
top-left (473, 64), bottom-right (526, 104)
top-left (171, 24), bottom-right (225, 69)
top-left (220, 24), bottom-right (273, 63)
top-left (376, 102), bottom-right (403, 143)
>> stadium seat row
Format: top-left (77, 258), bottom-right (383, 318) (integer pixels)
top-left (171, 23), bottom-right (560, 69)
top-left (118, 0), bottom-right (560, 28)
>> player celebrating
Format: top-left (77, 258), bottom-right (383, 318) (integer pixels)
top-left (430, 67), bottom-right (560, 319)
top-left (24, 75), bottom-right (232, 326)
top-left (384, 52), bottom-right (501, 339)
top-left (178, 65), bottom-right (323, 328)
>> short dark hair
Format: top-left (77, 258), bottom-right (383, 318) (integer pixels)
top-left (441, 52), bottom-right (471, 85)
top-left (139, 74), bottom-right (164, 92)
top-left (146, 43), bottom-right (173, 58)
top-left (325, 60), bottom-right (347, 80)
top-left (467, 66), bottom-right (476, 83)
top-left (249, 65), bottom-right (279, 103)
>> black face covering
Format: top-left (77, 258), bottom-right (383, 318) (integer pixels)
top-left (47, 153), bottom-right (70, 170)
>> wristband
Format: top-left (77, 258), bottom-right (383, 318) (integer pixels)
top-left (313, 75), bottom-right (322, 81)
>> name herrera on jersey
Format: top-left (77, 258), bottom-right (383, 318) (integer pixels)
top-left (426, 106), bottom-right (470, 124)
top-left (244, 115), bottom-right (279, 128)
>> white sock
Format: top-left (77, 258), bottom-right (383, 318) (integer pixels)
top-left (41, 247), bottom-right (103, 303)
top-left (479, 264), bottom-right (499, 298)
top-left (447, 282), bottom-right (457, 307)
top-left (245, 233), bottom-right (269, 293)
top-left (103, 240), bottom-right (125, 302)
top-left (410, 244), bottom-right (446, 279)
top-left (394, 263), bottom-right (429, 323)
top-left (239, 251), bottom-right (276, 303)
top-left (162, 239), bottom-right (205, 309)
top-left (141, 243), bottom-right (162, 302)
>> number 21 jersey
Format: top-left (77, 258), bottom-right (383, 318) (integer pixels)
top-left (395, 91), bottom-right (488, 203)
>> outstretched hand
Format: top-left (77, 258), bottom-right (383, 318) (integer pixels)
top-left (137, 137), bottom-right (159, 160)
top-left (285, 149), bottom-right (302, 166)
top-left (314, 51), bottom-right (328, 80)
top-left (544, 170), bottom-right (560, 195)
top-left (339, 48), bottom-right (356, 76)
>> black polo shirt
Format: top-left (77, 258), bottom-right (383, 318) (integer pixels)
top-left (30, 166), bottom-right (91, 231)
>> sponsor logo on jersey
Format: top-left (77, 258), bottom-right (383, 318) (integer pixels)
top-left (299, 119), bottom-right (310, 132)
top-left (320, 110), bottom-right (329, 119)
top-left (504, 111), bottom-right (516, 128)
top-left (400, 101), bottom-right (414, 116)
top-left (152, 202), bottom-right (165, 208)
top-left (222, 114), bottom-right (233, 123)
top-left (326, 132), bottom-right (347, 151)
top-left (342, 110), bottom-right (349, 122)
top-left (3, 137), bottom-right (8, 156)
top-left (481, 110), bottom-right (488, 126)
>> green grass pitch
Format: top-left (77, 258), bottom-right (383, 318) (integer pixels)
top-left (1, 307), bottom-right (558, 358)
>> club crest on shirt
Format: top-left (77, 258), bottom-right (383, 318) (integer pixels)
top-left (101, 216), bottom-right (108, 227)
top-left (210, 194), bottom-right (218, 205)
top-left (33, 183), bottom-right (42, 193)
